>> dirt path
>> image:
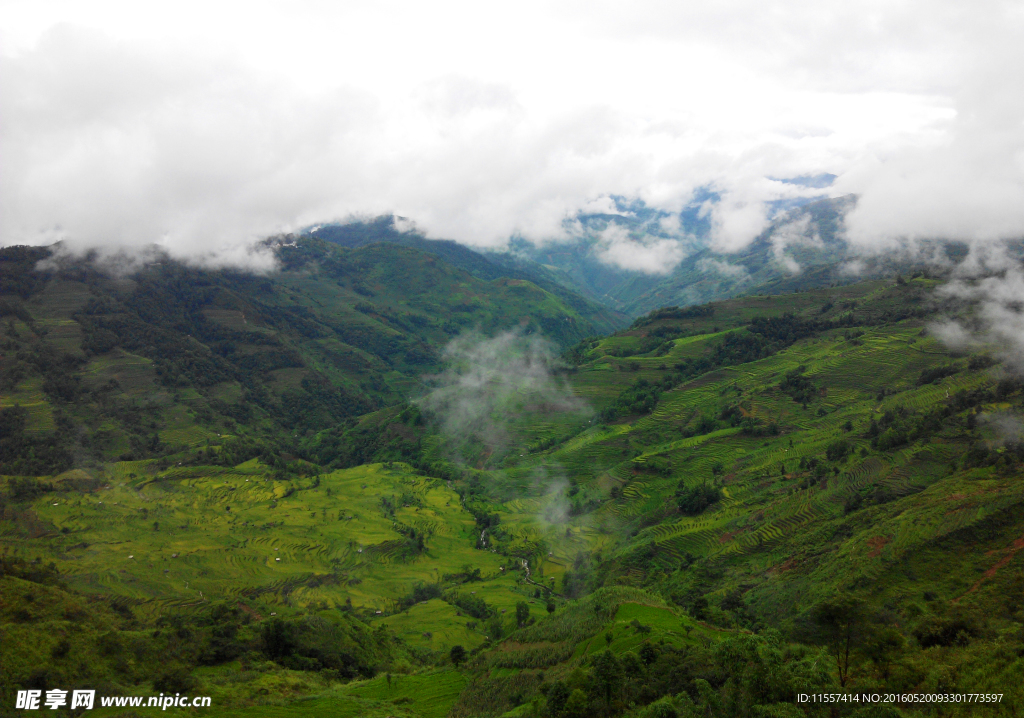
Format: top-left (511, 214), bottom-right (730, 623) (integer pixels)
top-left (955, 532), bottom-right (1024, 601)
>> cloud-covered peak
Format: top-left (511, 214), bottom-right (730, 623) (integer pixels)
top-left (2, 2), bottom-right (1021, 268)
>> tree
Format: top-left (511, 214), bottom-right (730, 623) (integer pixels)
top-left (691, 596), bottom-right (709, 621)
top-left (863, 627), bottom-right (904, 679)
top-left (811, 595), bottom-right (866, 687)
top-left (676, 481), bottom-right (722, 515)
top-left (153, 665), bottom-right (195, 694)
top-left (647, 700), bottom-right (679, 718)
top-left (545, 681), bottom-right (570, 715)
top-left (261, 618), bottom-right (295, 660)
top-left (825, 439), bottom-right (849, 462)
top-left (563, 689), bottom-right (589, 718)
top-left (487, 616), bottom-right (504, 641)
top-left (593, 649), bottom-right (622, 706)
top-left (721, 588), bottom-right (745, 613)
top-left (516, 601), bottom-right (530, 628)
top-left (449, 644), bottom-right (466, 667)
top-left (619, 651), bottom-right (643, 686)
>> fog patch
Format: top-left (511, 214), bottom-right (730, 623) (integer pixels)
top-left (931, 252), bottom-right (1024, 374)
top-left (839, 258), bottom-right (867, 276)
top-left (417, 330), bottom-right (592, 460)
top-left (696, 257), bottom-right (749, 280)
top-left (594, 224), bottom-right (687, 275)
top-left (767, 215), bottom-right (825, 275)
top-left (532, 467), bottom-right (571, 527)
top-left (34, 238), bottom-right (278, 277)
top-left (926, 319), bottom-right (979, 353)
top-left (979, 412), bottom-right (1024, 444)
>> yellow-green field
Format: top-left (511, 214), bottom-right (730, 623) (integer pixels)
top-left (8, 460), bottom-right (576, 648)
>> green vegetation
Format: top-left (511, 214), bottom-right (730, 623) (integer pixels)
top-left (674, 481), bottom-right (722, 515)
top-left (4, 244), bottom-right (1024, 717)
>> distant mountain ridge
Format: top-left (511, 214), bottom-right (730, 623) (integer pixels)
top-left (312, 195), bottom-right (896, 319)
top-left (308, 219), bottom-right (628, 331)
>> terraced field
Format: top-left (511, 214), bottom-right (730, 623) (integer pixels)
top-left (489, 291), bottom-right (1024, 641)
top-left (0, 376), bottom-right (54, 432)
top-left (13, 462), bottom-right (545, 650)
top-left (6, 271), bottom-right (1024, 717)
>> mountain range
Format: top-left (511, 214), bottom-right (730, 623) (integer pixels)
top-left (2, 216), bottom-right (1022, 718)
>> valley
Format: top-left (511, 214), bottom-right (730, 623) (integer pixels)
top-left (3, 241), bottom-right (1024, 717)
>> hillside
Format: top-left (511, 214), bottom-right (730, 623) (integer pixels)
top-left (4, 261), bottom-right (1024, 717)
top-left (0, 239), bottom-right (614, 476)
top-left (307, 218), bottom-right (627, 333)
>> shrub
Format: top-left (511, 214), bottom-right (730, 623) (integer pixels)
top-left (602, 378), bottom-right (664, 421)
top-left (676, 482), bottom-right (723, 515)
top-left (778, 367), bottom-right (818, 404)
top-left (914, 613), bottom-right (979, 648)
top-left (449, 592), bottom-right (493, 620)
top-left (968, 354), bottom-right (998, 370)
top-left (740, 417), bottom-right (779, 437)
top-left (875, 428), bottom-right (908, 451)
top-left (153, 665), bottom-right (196, 694)
top-left (401, 582), bottom-right (442, 608)
top-left (825, 440), bottom-right (849, 462)
top-left (843, 492), bottom-right (863, 514)
top-left (450, 644), bottom-right (466, 667)
top-left (918, 363), bottom-right (959, 385)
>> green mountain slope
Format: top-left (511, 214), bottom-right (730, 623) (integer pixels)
top-left (308, 218), bottom-right (627, 334)
top-left (0, 239), bottom-right (612, 475)
top-left (442, 276), bottom-right (1024, 716)
top-left (4, 262), bottom-right (1024, 718)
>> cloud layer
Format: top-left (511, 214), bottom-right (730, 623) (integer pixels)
top-left (933, 254), bottom-right (1024, 373)
top-left (2, 1), bottom-right (1022, 271)
top-left (593, 225), bottom-right (688, 275)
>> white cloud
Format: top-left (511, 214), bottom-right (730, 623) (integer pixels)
top-left (834, 4), bottom-right (1024, 252)
top-left (766, 216), bottom-right (825, 275)
top-left (579, 196), bottom-right (631, 217)
top-left (0, 1), bottom-right (1021, 265)
top-left (594, 225), bottom-right (686, 275)
top-left (696, 257), bottom-right (749, 279)
top-left (417, 330), bottom-right (590, 457)
top-left (708, 193), bottom-right (770, 253)
top-left (658, 214), bottom-right (682, 234)
top-left (927, 319), bottom-right (978, 352)
top-left (931, 254), bottom-right (1024, 373)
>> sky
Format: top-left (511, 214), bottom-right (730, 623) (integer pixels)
top-left (2, 0), bottom-right (1023, 270)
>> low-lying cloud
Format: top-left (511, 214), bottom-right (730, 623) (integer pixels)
top-left (768, 216), bottom-right (826, 275)
top-left (593, 225), bottom-right (688, 275)
top-left (695, 257), bottom-right (749, 281)
top-left (417, 330), bottom-right (591, 459)
top-left (2, 3), bottom-right (1023, 273)
top-left (929, 249), bottom-right (1024, 373)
